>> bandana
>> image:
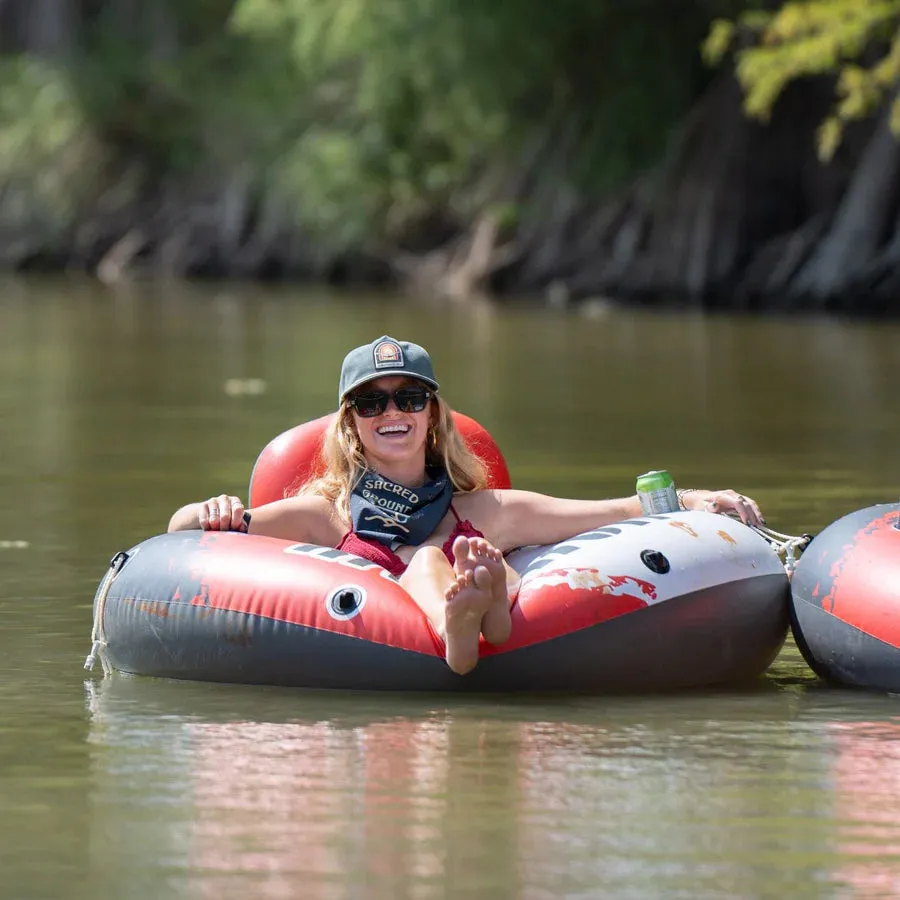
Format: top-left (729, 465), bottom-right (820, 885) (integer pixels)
top-left (350, 467), bottom-right (453, 547)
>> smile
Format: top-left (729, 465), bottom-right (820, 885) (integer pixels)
top-left (376, 424), bottom-right (410, 435)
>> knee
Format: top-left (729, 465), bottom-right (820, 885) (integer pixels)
top-left (408, 545), bottom-right (451, 575)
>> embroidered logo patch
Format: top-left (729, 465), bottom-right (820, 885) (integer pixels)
top-left (373, 339), bottom-right (403, 369)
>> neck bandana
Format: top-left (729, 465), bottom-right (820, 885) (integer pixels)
top-left (350, 467), bottom-right (453, 547)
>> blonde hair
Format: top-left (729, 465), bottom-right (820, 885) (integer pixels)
top-left (299, 393), bottom-right (488, 522)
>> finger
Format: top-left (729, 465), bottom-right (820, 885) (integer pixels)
top-left (726, 494), bottom-right (748, 525)
top-left (710, 495), bottom-right (745, 523)
top-left (198, 502), bottom-right (211, 530)
top-left (207, 499), bottom-right (221, 530)
top-left (216, 494), bottom-right (234, 530)
top-left (229, 498), bottom-right (245, 531)
top-left (746, 499), bottom-right (764, 527)
top-left (735, 494), bottom-right (760, 526)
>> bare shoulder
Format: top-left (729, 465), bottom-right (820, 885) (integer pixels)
top-left (450, 489), bottom-right (504, 530)
top-left (248, 493), bottom-right (346, 546)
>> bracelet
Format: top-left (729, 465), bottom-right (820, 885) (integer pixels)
top-left (676, 489), bottom-right (698, 511)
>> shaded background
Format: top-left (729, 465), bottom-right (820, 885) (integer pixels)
top-left (2, 0), bottom-right (900, 313)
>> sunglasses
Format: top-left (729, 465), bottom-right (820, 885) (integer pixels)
top-left (347, 386), bottom-right (434, 417)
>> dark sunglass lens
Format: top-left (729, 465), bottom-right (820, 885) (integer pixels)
top-left (352, 391), bottom-right (388, 417)
top-left (394, 388), bottom-right (429, 412)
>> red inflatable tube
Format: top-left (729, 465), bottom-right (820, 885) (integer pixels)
top-left (249, 412), bottom-right (511, 507)
top-left (88, 414), bottom-right (789, 691)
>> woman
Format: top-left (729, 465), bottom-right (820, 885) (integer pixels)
top-left (169, 335), bottom-right (764, 675)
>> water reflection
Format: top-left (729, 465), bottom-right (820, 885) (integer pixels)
top-left (84, 676), bottom-right (876, 899)
top-left (184, 718), bottom-right (522, 899)
top-left (830, 720), bottom-right (900, 898)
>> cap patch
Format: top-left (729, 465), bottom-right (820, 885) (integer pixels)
top-left (373, 339), bottom-right (404, 369)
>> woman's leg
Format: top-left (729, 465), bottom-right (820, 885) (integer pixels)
top-left (399, 546), bottom-right (456, 634)
top-left (400, 546), bottom-right (494, 675)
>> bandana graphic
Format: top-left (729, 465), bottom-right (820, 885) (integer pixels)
top-left (350, 467), bottom-right (453, 547)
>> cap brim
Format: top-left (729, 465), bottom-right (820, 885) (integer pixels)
top-left (341, 374), bottom-right (439, 400)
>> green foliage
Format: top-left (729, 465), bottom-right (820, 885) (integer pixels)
top-left (231, 0), bottom-right (715, 246)
top-left (704, 0), bottom-right (900, 160)
top-left (0, 57), bottom-right (96, 234)
top-left (1, 0), bottom-right (729, 255)
top-left (73, 3), bottom-right (301, 173)
top-left (231, 0), bottom-right (514, 245)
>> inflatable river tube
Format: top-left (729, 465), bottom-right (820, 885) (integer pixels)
top-left (791, 503), bottom-right (900, 693)
top-left (88, 413), bottom-right (790, 692)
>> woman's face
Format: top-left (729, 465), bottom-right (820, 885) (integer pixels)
top-left (348, 375), bottom-right (434, 470)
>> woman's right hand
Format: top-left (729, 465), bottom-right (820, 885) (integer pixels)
top-left (198, 495), bottom-right (248, 531)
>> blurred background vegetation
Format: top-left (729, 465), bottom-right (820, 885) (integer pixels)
top-left (2, 0), bottom-right (900, 314)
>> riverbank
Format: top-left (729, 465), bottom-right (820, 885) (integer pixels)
top-left (3, 2), bottom-right (900, 316)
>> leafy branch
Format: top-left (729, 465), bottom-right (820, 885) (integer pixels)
top-left (704, 0), bottom-right (900, 160)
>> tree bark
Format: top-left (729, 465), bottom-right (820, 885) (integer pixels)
top-left (791, 101), bottom-right (900, 304)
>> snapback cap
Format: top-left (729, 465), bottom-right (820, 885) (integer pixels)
top-left (338, 335), bottom-right (439, 403)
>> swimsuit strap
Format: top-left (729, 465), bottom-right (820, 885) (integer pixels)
top-left (448, 503), bottom-right (462, 523)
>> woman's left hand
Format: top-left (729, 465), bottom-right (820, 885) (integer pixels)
top-left (680, 489), bottom-right (764, 527)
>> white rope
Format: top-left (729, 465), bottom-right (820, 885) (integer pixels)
top-left (749, 523), bottom-right (813, 578)
top-left (84, 570), bottom-right (112, 675)
top-left (84, 553), bottom-right (127, 676)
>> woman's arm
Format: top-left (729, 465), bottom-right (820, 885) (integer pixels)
top-left (485, 487), bottom-right (763, 551)
top-left (488, 491), bottom-right (642, 550)
top-left (167, 493), bottom-right (343, 546)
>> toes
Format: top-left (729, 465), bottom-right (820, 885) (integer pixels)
top-left (473, 565), bottom-right (492, 591)
top-left (446, 570), bottom-right (470, 602)
top-left (469, 538), bottom-right (502, 566)
top-left (452, 535), bottom-right (471, 575)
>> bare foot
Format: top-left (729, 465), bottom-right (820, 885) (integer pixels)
top-left (452, 535), bottom-right (511, 647)
top-left (444, 566), bottom-right (494, 675)
top-left (470, 538), bottom-right (512, 645)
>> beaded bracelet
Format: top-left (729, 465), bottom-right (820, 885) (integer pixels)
top-left (676, 488), bottom-right (699, 511)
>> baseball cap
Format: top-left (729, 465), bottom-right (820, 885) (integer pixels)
top-left (338, 335), bottom-right (439, 403)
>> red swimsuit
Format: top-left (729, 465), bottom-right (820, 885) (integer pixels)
top-left (336, 504), bottom-right (484, 578)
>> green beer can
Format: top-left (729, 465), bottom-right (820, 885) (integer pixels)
top-left (636, 470), bottom-right (679, 515)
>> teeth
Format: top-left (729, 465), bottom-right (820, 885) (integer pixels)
top-left (378, 424), bottom-right (409, 434)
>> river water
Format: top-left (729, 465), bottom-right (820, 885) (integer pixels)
top-left (3, 278), bottom-right (900, 899)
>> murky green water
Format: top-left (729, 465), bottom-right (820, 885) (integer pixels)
top-left (3, 278), bottom-right (900, 899)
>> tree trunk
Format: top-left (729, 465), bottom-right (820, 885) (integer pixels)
top-left (791, 102), bottom-right (900, 304)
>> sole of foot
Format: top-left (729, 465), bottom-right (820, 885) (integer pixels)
top-left (453, 535), bottom-right (511, 646)
top-left (444, 565), bottom-right (494, 675)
